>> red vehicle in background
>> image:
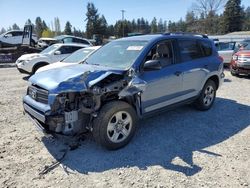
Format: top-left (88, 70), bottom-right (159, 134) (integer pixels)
top-left (230, 50), bottom-right (250, 76)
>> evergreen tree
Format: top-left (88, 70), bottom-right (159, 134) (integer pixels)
top-left (35, 17), bottom-right (44, 38)
top-left (85, 2), bottom-right (99, 38)
top-left (64, 21), bottom-right (72, 35)
top-left (243, 7), bottom-right (250, 30)
top-left (157, 18), bottom-right (164, 33)
top-left (54, 17), bottom-right (61, 35)
top-left (222, 0), bottom-right (244, 33)
top-left (151, 17), bottom-right (157, 33)
top-left (0, 28), bottom-right (6, 34)
top-left (12, 23), bottom-right (20, 30)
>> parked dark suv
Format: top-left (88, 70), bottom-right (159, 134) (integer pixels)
top-left (23, 33), bottom-right (224, 150)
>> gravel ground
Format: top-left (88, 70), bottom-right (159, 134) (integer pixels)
top-left (0, 67), bottom-right (249, 188)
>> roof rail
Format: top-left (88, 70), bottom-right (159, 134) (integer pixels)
top-left (164, 32), bottom-right (208, 39)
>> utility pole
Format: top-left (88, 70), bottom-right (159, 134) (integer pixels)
top-left (121, 10), bottom-right (125, 37)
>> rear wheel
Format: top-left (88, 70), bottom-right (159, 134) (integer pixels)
top-left (194, 80), bottom-right (216, 111)
top-left (93, 101), bottom-right (138, 150)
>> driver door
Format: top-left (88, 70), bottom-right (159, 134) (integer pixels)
top-left (139, 40), bottom-right (184, 114)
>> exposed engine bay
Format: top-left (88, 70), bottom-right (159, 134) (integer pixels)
top-left (47, 74), bottom-right (132, 135)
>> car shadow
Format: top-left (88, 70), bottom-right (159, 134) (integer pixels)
top-left (42, 97), bottom-right (250, 176)
top-left (237, 75), bottom-right (250, 80)
top-left (22, 75), bottom-right (30, 81)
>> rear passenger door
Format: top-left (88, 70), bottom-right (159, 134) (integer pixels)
top-left (177, 39), bottom-right (211, 99)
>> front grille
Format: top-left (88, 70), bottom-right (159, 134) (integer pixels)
top-left (28, 85), bottom-right (48, 104)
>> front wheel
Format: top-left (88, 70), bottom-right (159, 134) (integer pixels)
top-left (92, 101), bottom-right (138, 150)
top-left (194, 80), bottom-right (216, 111)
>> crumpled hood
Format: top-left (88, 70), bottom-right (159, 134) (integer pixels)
top-left (29, 64), bottom-right (125, 93)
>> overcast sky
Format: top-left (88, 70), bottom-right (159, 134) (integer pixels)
top-left (0, 0), bottom-right (249, 31)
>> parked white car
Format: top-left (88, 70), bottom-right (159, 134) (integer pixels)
top-left (37, 37), bottom-right (58, 49)
top-left (0, 30), bottom-right (38, 48)
top-left (36, 46), bottom-right (101, 73)
top-left (16, 43), bottom-right (88, 74)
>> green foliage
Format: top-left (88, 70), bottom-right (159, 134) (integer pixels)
top-left (221, 0), bottom-right (244, 33)
top-left (151, 17), bottom-right (157, 33)
top-left (64, 21), bottom-right (72, 35)
top-left (35, 17), bottom-right (44, 38)
top-left (42, 29), bottom-right (55, 38)
top-left (243, 7), bottom-right (250, 30)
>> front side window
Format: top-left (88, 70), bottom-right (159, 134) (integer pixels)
top-left (40, 44), bottom-right (59, 54)
top-left (86, 40), bottom-right (148, 69)
top-left (144, 40), bottom-right (174, 67)
top-left (178, 40), bottom-right (202, 62)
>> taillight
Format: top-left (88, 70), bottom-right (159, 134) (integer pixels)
top-left (232, 55), bottom-right (238, 61)
top-left (218, 56), bottom-right (224, 63)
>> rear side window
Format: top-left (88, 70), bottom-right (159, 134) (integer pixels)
top-left (199, 40), bottom-right (212, 57)
top-left (178, 40), bottom-right (202, 62)
top-left (58, 46), bottom-right (83, 54)
top-left (73, 38), bottom-right (90, 45)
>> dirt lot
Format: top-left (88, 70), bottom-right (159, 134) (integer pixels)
top-left (0, 67), bottom-right (249, 188)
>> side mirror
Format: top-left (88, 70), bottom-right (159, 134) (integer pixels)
top-left (54, 50), bottom-right (61, 55)
top-left (143, 60), bottom-right (162, 71)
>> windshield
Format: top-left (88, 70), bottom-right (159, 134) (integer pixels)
top-left (40, 45), bottom-right (59, 54)
top-left (86, 40), bottom-right (148, 69)
top-left (62, 48), bottom-right (95, 63)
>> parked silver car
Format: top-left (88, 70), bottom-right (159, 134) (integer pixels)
top-left (215, 41), bottom-right (236, 65)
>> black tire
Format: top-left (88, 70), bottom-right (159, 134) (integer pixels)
top-left (194, 80), bottom-right (216, 111)
top-left (93, 101), bottom-right (138, 150)
top-left (230, 70), bottom-right (239, 77)
top-left (32, 63), bottom-right (47, 74)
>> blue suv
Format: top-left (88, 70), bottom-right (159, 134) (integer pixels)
top-left (23, 33), bottom-right (224, 150)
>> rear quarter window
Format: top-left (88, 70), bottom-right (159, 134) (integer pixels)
top-left (199, 40), bottom-right (213, 57)
top-left (178, 39), bottom-right (203, 62)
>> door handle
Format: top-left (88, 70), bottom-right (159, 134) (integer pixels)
top-left (174, 71), bottom-right (182, 76)
top-left (204, 64), bottom-right (208, 68)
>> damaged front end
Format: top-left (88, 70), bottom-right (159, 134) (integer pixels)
top-left (23, 67), bottom-right (135, 135)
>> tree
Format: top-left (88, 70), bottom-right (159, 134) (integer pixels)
top-left (54, 17), bottom-right (61, 35)
top-left (12, 23), bottom-right (20, 30)
top-left (42, 20), bottom-right (48, 30)
top-left (25, 19), bottom-right (32, 25)
top-left (64, 21), bottom-right (72, 35)
top-left (85, 2), bottom-right (99, 38)
top-left (221, 0), bottom-right (244, 33)
top-left (243, 7), bottom-right (250, 30)
top-left (151, 17), bottom-right (157, 33)
top-left (73, 27), bottom-right (83, 37)
top-left (192, 0), bottom-right (226, 16)
top-left (0, 28), bottom-right (6, 34)
top-left (42, 29), bottom-right (55, 37)
top-left (157, 18), bottom-right (164, 33)
top-left (97, 15), bottom-right (108, 37)
top-left (35, 17), bottom-right (44, 38)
